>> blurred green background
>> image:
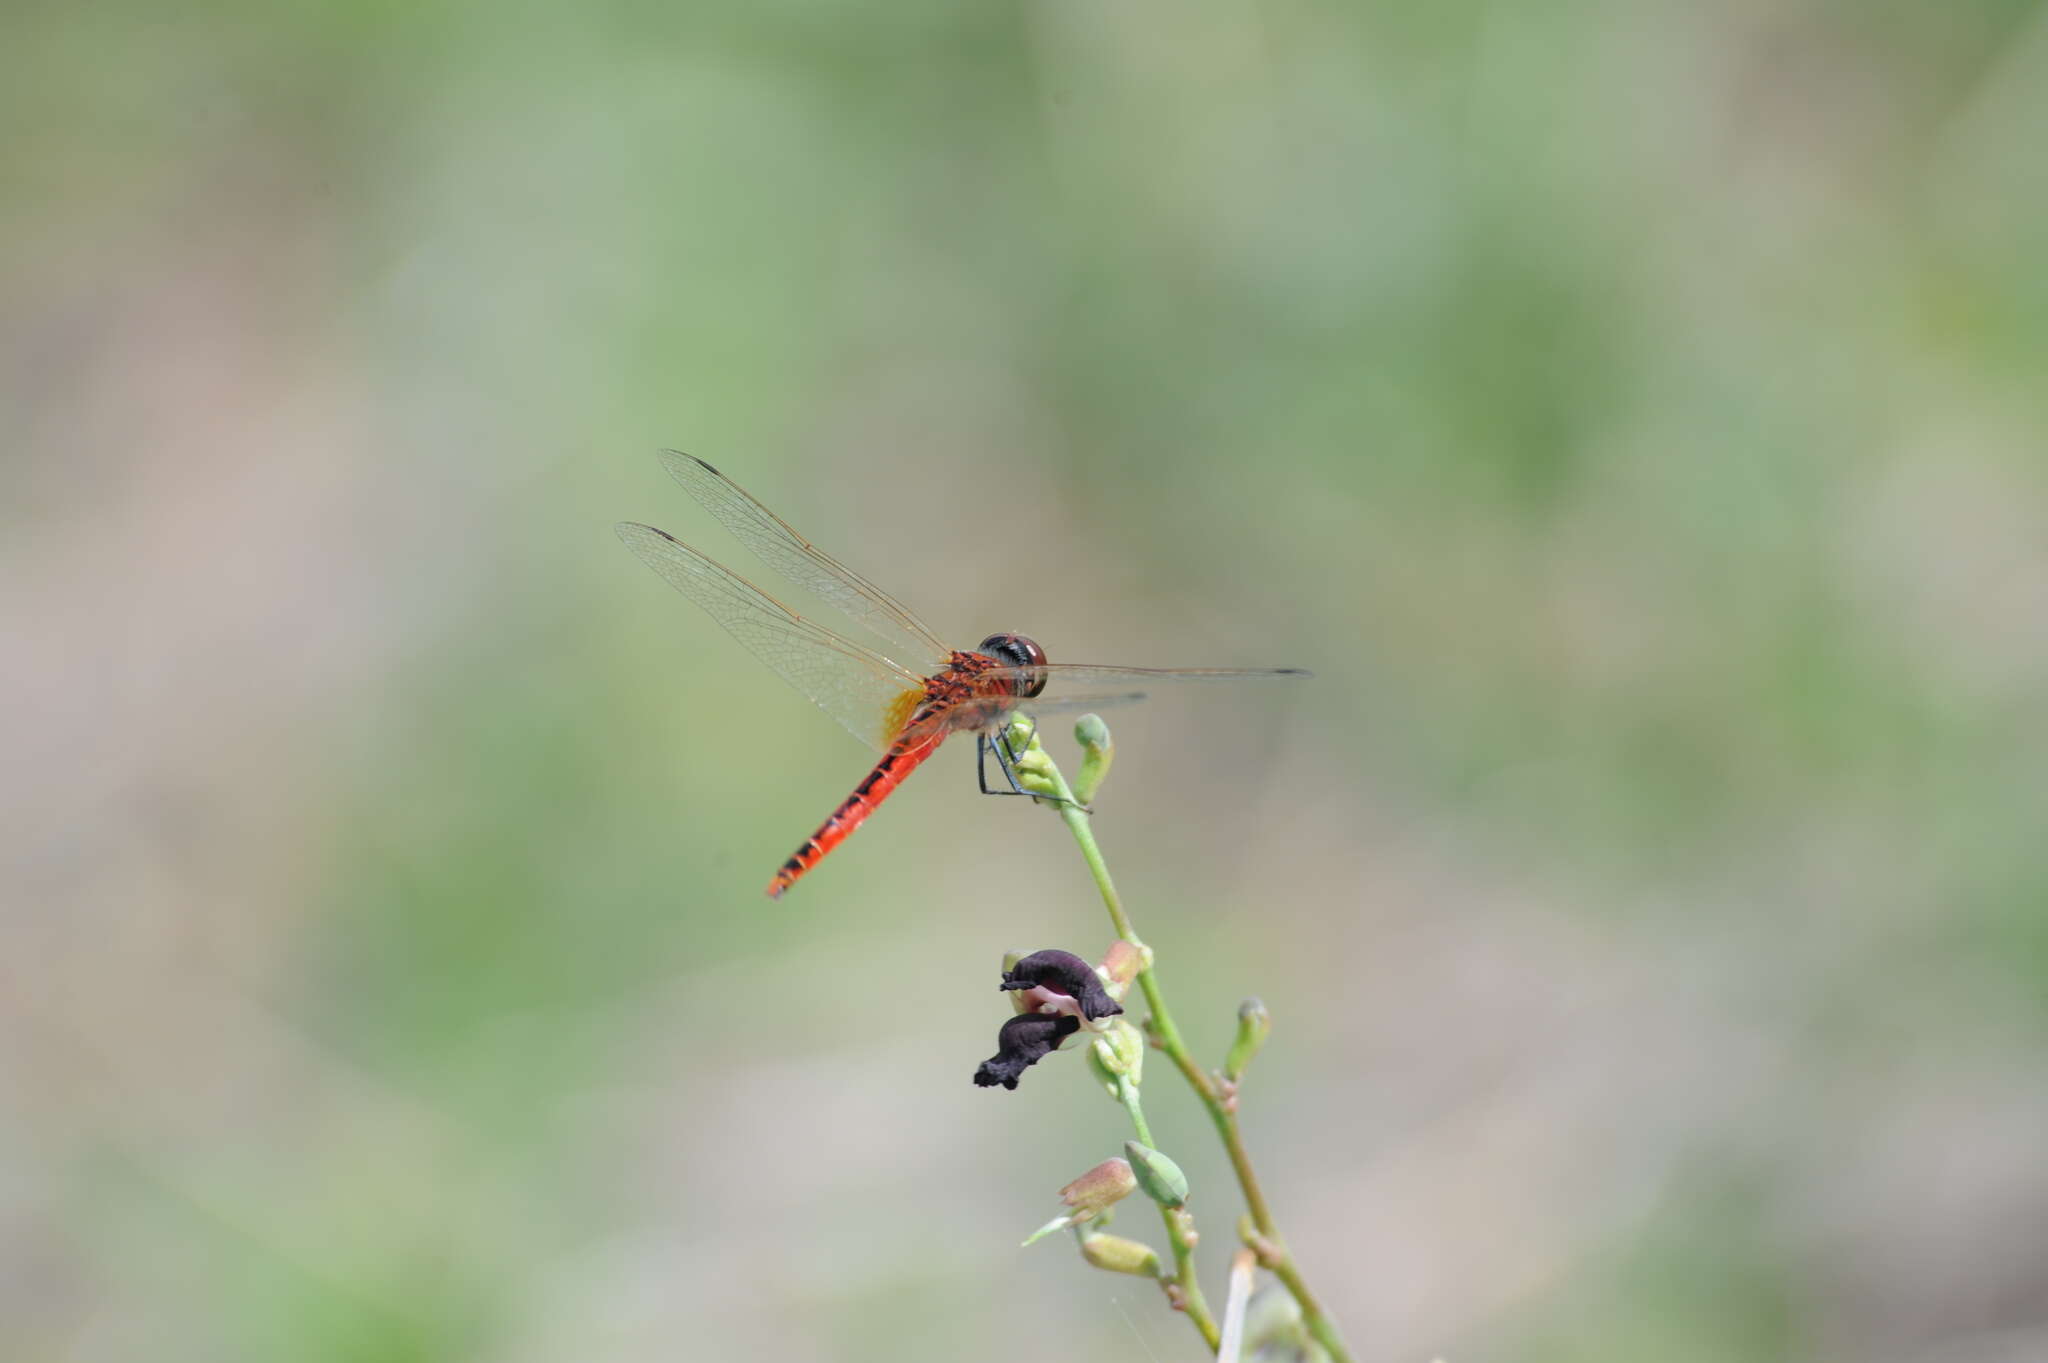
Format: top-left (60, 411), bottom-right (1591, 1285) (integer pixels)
top-left (6, 1), bottom-right (2047, 1360)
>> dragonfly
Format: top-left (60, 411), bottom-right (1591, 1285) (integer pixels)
top-left (616, 451), bottom-right (1307, 898)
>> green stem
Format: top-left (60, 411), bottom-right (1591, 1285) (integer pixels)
top-left (1116, 1076), bottom-right (1154, 1147)
top-left (1115, 1076), bottom-right (1214, 1348)
top-left (1017, 756), bottom-right (1215, 1347)
top-left (1060, 797), bottom-right (1139, 943)
top-left (1032, 740), bottom-right (1355, 1363)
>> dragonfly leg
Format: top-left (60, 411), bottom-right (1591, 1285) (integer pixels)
top-left (977, 727), bottom-right (1089, 811)
top-left (975, 731), bottom-right (1030, 797)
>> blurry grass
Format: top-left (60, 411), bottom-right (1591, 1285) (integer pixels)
top-left (1506, 1165), bottom-right (1797, 1363)
top-left (6, 0), bottom-right (2048, 1359)
top-left (78, 1148), bottom-right (498, 1363)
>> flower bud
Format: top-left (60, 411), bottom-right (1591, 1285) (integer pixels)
top-left (1073, 714), bottom-right (1115, 803)
top-left (1224, 997), bottom-right (1271, 1081)
top-left (1012, 738), bottom-right (1059, 798)
top-left (1079, 1233), bottom-right (1160, 1278)
top-left (1075, 713), bottom-right (1112, 750)
top-left (1123, 1140), bottom-right (1189, 1208)
top-left (1098, 940), bottom-right (1144, 993)
top-left (1059, 1157), bottom-right (1137, 1220)
top-left (1088, 1017), bottom-right (1145, 1089)
top-left (1085, 1035), bottom-right (1122, 1097)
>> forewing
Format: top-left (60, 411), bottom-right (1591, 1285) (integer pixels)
top-left (657, 451), bottom-right (952, 670)
top-left (616, 521), bottom-right (923, 753)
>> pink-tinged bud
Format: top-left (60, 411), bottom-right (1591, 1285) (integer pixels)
top-left (1059, 1157), bottom-right (1137, 1220)
top-left (1099, 940), bottom-right (1144, 991)
top-left (1079, 1233), bottom-right (1160, 1278)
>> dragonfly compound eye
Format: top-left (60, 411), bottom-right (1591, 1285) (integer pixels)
top-left (978, 632), bottom-right (1049, 698)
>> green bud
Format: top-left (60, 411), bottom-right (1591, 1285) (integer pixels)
top-left (1016, 752), bottom-right (1060, 800)
top-left (1084, 1036), bottom-right (1122, 1098)
top-left (1004, 713), bottom-right (1036, 752)
top-left (1123, 1140), bottom-right (1189, 1208)
top-left (1224, 997), bottom-right (1272, 1081)
top-left (1111, 1016), bottom-right (1145, 1071)
top-left (1059, 1157), bottom-right (1137, 1220)
top-left (1079, 1233), bottom-right (1160, 1278)
top-left (1072, 714), bottom-right (1115, 803)
top-left (1075, 713), bottom-right (1112, 750)
top-left (1088, 1017), bottom-right (1145, 1085)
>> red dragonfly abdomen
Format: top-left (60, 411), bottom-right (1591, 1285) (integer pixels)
top-left (766, 728), bottom-right (949, 899)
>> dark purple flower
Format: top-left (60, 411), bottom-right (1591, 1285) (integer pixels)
top-left (973, 1013), bottom-right (1081, 1090)
top-left (1000, 948), bottom-right (1124, 1021)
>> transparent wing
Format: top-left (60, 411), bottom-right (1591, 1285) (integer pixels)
top-left (1015, 691), bottom-right (1151, 717)
top-left (616, 522), bottom-right (924, 753)
top-left (923, 665), bottom-right (1305, 735)
top-left (991, 664), bottom-right (1310, 704)
top-left (657, 451), bottom-right (953, 670)
top-left (890, 691), bottom-right (1152, 750)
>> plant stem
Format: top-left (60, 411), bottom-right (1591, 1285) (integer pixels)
top-left (1115, 1077), bottom-right (1214, 1348)
top-left (1115, 1076), bottom-right (1154, 1147)
top-left (1017, 753), bottom-right (1216, 1347)
top-left (1033, 746), bottom-right (1356, 1363)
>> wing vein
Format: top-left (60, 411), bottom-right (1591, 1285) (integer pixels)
top-left (615, 521), bottom-right (921, 752)
top-left (658, 451), bottom-right (952, 666)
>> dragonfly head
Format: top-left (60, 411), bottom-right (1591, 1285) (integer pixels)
top-left (978, 632), bottom-right (1049, 698)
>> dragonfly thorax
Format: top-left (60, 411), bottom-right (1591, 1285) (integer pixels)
top-left (977, 632), bottom-right (1049, 698)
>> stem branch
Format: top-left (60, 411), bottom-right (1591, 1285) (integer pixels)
top-left (1029, 734), bottom-right (1354, 1363)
